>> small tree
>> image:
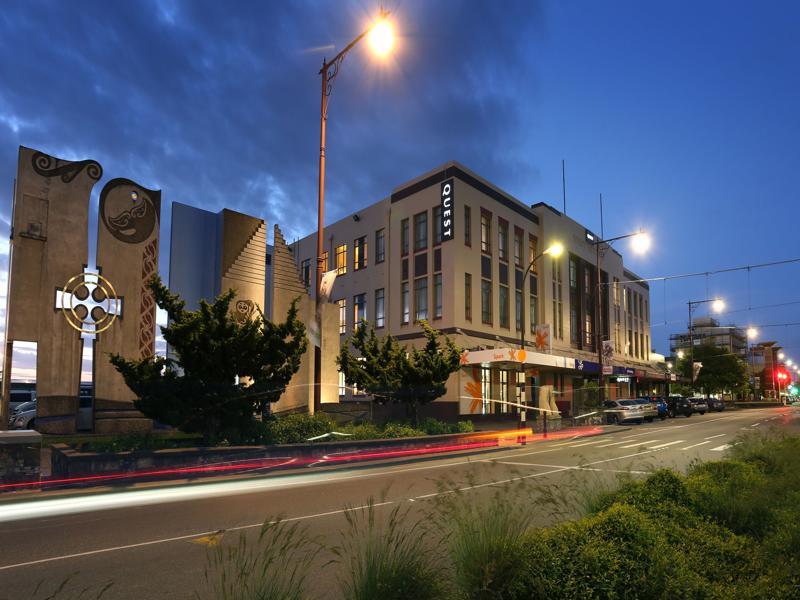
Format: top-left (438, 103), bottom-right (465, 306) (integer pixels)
top-left (110, 276), bottom-right (307, 444)
top-left (338, 321), bottom-right (461, 424)
top-left (676, 344), bottom-right (748, 397)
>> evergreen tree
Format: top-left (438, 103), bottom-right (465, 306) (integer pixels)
top-left (338, 321), bottom-right (461, 424)
top-left (676, 343), bottom-right (748, 396)
top-left (110, 276), bottom-right (307, 444)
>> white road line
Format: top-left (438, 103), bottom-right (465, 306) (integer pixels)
top-left (704, 434), bottom-right (726, 440)
top-left (648, 440), bottom-right (685, 449)
top-left (752, 422), bottom-right (761, 427)
top-left (621, 439), bottom-right (660, 448)
top-left (710, 444), bottom-right (732, 452)
top-left (595, 440), bottom-right (631, 448)
top-left (568, 440), bottom-right (604, 448)
top-left (497, 462), bottom-right (649, 475)
top-left (682, 441), bottom-right (711, 450)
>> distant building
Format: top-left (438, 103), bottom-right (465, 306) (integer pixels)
top-left (669, 316), bottom-right (747, 358)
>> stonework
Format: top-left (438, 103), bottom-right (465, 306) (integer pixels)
top-left (2, 147), bottom-right (102, 433)
top-left (93, 178), bottom-right (161, 434)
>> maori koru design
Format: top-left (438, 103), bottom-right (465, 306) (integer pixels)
top-left (100, 179), bottom-right (160, 245)
top-left (234, 299), bottom-right (256, 324)
top-left (32, 151), bottom-right (102, 183)
top-left (138, 239), bottom-right (159, 357)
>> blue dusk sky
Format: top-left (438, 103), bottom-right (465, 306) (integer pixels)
top-left (0, 0), bottom-right (798, 378)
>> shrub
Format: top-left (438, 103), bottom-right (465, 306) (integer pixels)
top-left (263, 413), bottom-right (335, 445)
top-left (339, 422), bottom-right (382, 440)
top-left (199, 519), bottom-right (319, 600)
top-left (334, 500), bottom-right (447, 600)
top-left (456, 420), bottom-right (475, 433)
top-left (380, 423), bottom-right (425, 438)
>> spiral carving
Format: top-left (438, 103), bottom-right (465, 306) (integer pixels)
top-left (138, 238), bottom-right (159, 358)
top-left (31, 151), bottom-right (103, 183)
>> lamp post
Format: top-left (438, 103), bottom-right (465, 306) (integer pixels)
top-left (665, 361), bottom-right (673, 397)
top-left (519, 242), bottom-right (564, 433)
top-left (747, 327), bottom-right (758, 400)
top-left (686, 297), bottom-right (725, 392)
top-left (586, 229), bottom-right (650, 405)
top-left (313, 10), bottom-right (394, 412)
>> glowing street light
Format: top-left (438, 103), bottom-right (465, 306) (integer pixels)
top-left (312, 8), bottom-right (397, 412)
top-left (747, 327), bottom-right (758, 339)
top-left (711, 298), bottom-right (725, 313)
top-left (630, 231), bottom-right (651, 254)
top-left (544, 242), bottom-right (564, 257)
top-left (788, 359), bottom-right (794, 367)
top-left (779, 352), bottom-right (786, 360)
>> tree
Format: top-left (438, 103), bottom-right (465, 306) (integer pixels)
top-left (676, 343), bottom-right (748, 396)
top-left (338, 321), bottom-right (462, 424)
top-left (110, 276), bottom-right (307, 444)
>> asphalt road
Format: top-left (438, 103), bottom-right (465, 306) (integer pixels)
top-left (1, 406), bottom-right (797, 600)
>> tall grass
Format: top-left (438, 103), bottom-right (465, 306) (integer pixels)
top-left (333, 498), bottom-right (446, 600)
top-left (198, 519), bottom-right (320, 600)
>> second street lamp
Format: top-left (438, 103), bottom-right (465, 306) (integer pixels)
top-left (313, 10), bottom-right (395, 412)
top-left (587, 229), bottom-right (650, 405)
top-left (518, 242), bottom-right (563, 432)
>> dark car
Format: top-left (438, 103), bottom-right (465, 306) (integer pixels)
top-left (666, 396), bottom-right (693, 418)
top-left (639, 396), bottom-right (668, 420)
top-left (689, 397), bottom-right (708, 415)
top-left (706, 398), bottom-right (725, 412)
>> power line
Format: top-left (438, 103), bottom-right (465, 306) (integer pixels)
top-left (608, 257), bottom-right (800, 286)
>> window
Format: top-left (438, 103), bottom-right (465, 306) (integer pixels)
top-left (434, 274), bottom-right (442, 319)
top-left (552, 257), bottom-right (564, 340)
top-left (414, 211), bottom-right (428, 251)
top-left (335, 244), bottom-right (347, 276)
top-left (515, 290), bottom-right (522, 331)
top-left (433, 206), bottom-right (442, 245)
top-left (375, 288), bottom-right (385, 328)
top-left (513, 228), bottom-right (523, 267)
top-left (354, 293), bottom-right (366, 325)
top-left (499, 285), bottom-right (509, 328)
top-left (499, 370), bottom-right (509, 413)
top-left (570, 305), bottom-right (579, 344)
top-left (644, 299), bottom-right (649, 323)
top-left (528, 235), bottom-right (538, 273)
top-left (464, 205), bottom-right (471, 246)
top-left (584, 310), bottom-right (593, 346)
top-left (321, 250), bottom-right (329, 271)
top-left (465, 273), bottom-right (472, 321)
top-left (401, 218), bottom-right (409, 255)
top-left (337, 299), bottom-right (346, 334)
top-left (569, 257), bottom-right (578, 289)
top-left (414, 277), bottom-right (428, 321)
top-left (338, 370), bottom-right (346, 397)
top-left (375, 229), bottom-right (385, 263)
top-left (529, 292), bottom-right (538, 334)
top-left (401, 282), bottom-right (410, 324)
top-left (498, 219), bottom-right (508, 261)
top-left (480, 210), bottom-right (491, 254)
top-left (354, 236), bottom-right (367, 271)
top-left (481, 279), bottom-right (492, 324)
top-left (301, 258), bottom-right (311, 288)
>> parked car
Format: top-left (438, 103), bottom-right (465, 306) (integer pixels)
top-left (8, 387), bottom-right (36, 413)
top-left (10, 400), bottom-right (35, 417)
top-left (666, 396), bottom-right (693, 418)
top-left (638, 396), bottom-right (668, 420)
top-left (688, 397), bottom-right (708, 415)
top-left (706, 397), bottom-right (725, 412)
top-left (603, 399), bottom-right (644, 424)
top-left (9, 405), bottom-right (36, 430)
top-left (632, 398), bottom-right (659, 422)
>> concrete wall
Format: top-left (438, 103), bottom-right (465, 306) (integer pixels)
top-left (169, 202), bottom-right (219, 311)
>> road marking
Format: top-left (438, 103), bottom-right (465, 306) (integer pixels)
top-left (704, 434), bottom-right (726, 440)
top-left (682, 441), bottom-right (712, 450)
top-left (710, 444), bottom-right (732, 452)
top-left (621, 439), bottom-right (660, 448)
top-left (568, 440), bottom-right (604, 447)
top-left (595, 440), bottom-right (631, 448)
top-left (648, 440), bottom-right (685, 449)
top-left (752, 422), bottom-right (761, 427)
top-left (492, 461), bottom-right (648, 475)
top-left (190, 531), bottom-right (225, 547)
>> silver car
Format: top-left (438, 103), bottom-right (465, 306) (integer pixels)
top-left (9, 406), bottom-right (36, 429)
top-left (632, 398), bottom-right (659, 422)
top-left (603, 399), bottom-right (644, 424)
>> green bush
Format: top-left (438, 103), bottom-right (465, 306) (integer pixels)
top-left (76, 432), bottom-right (203, 453)
top-left (334, 500), bottom-right (447, 600)
top-left (456, 420), bottom-right (475, 433)
top-left (381, 423), bottom-right (425, 438)
top-left (262, 413), bottom-right (336, 445)
top-left (339, 422), bottom-right (382, 440)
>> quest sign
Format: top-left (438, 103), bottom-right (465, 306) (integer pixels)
top-left (440, 178), bottom-right (454, 241)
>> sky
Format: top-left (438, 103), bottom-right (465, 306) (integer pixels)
top-left (0, 0), bottom-right (798, 380)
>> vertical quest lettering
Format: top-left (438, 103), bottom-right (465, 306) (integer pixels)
top-left (440, 178), bottom-right (454, 241)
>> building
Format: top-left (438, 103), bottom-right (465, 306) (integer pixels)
top-left (291, 161), bottom-right (660, 421)
top-left (748, 341), bottom-right (787, 399)
top-left (669, 317), bottom-right (748, 359)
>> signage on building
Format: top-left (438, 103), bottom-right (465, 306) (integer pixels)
top-left (602, 365), bottom-right (613, 375)
top-left (601, 340), bottom-right (614, 362)
top-left (616, 376), bottom-right (632, 383)
top-left (575, 360), bottom-right (600, 373)
top-left (533, 323), bottom-right (551, 353)
top-left (440, 179), bottom-right (454, 241)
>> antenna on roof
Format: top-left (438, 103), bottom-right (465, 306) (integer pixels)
top-left (561, 159), bottom-right (567, 215)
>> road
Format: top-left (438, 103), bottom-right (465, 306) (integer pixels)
top-left (0, 407), bottom-right (797, 599)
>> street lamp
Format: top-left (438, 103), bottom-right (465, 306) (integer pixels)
top-left (778, 352), bottom-right (785, 360)
top-left (686, 297), bottom-right (725, 390)
top-left (586, 228), bottom-right (650, 405)
top-left (518, 242), bottom-right (563, 433)
top-left (747, 327), bottom-right (758, 400)
top-left (313, 10), bottom-right (395, 412)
